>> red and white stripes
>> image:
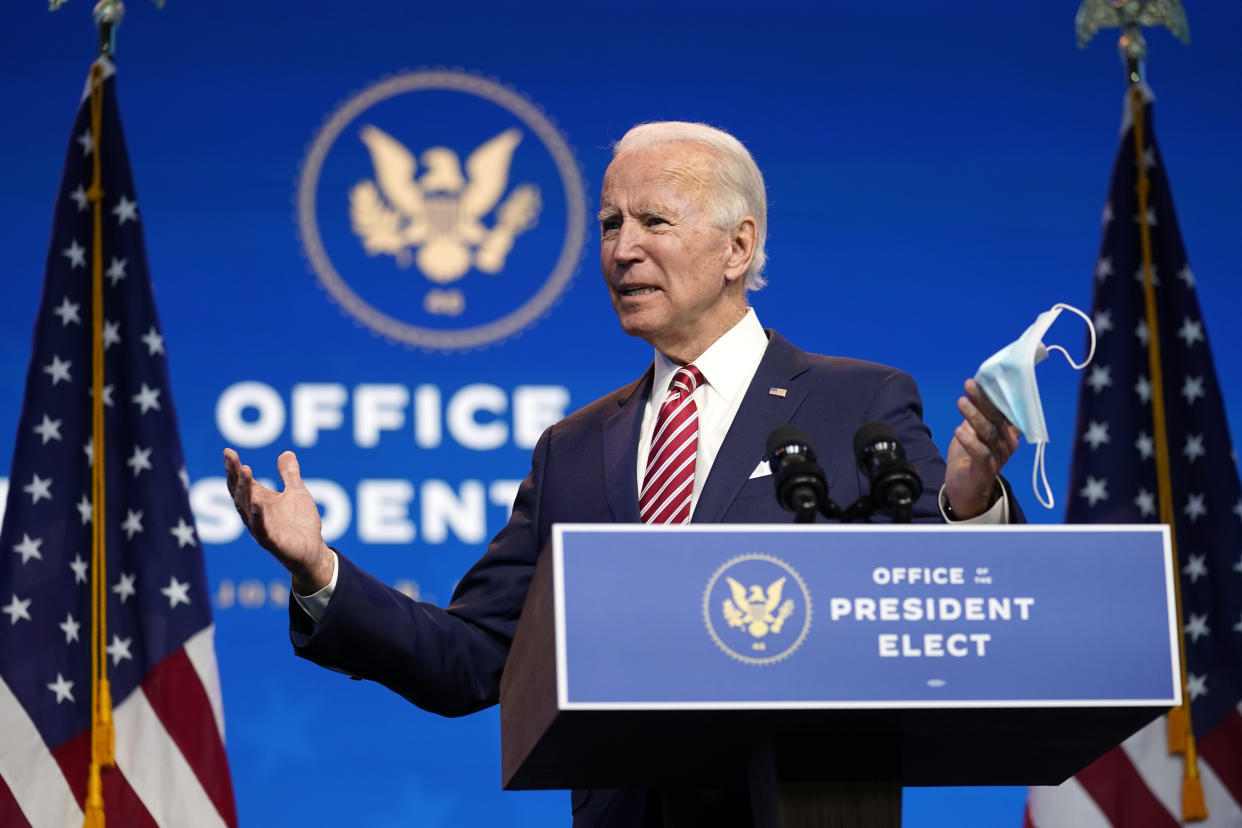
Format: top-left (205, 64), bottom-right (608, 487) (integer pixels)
top-left (640, 366), bottom-right (703, 525)
top-left (1025, 705), bottom-right (1242, 828)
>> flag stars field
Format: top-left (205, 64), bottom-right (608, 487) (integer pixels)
top-left (132, 383), bottom-right (162, 414)
top-left (1095, 255), bottom-right (1114, 281)
top-left (140, 325), bottom-right (165, 356)
top-left (69, 183), bottom-right (88, 211)
top-left (1182, 375), bottom-right (1205, 405)
top-left (102, 319), bottom-right (121, 349)
top-left (106, 635), bottom-right (133, 666)
top-left (46, 674), bottom-right (74, 705)
top-left (1134, 488), bottom-right (1156, 517)
top-left (1079, 476), bottom-right (1108, 507)
top-left (1187, 673), bottom-right (1208, 701)
top-left (1178, 317), bottom-right (1204, 347)
top-left (2, 594), bottom-right (32, 625)
top-left (122, 509), bottom-right (144, 540)
top-left (1183, 552), bottom-right (1208, 583)
top-left (51, 297), bottom-right (81, 326)
top-left (1134, 205), bottom-right (1158, 227)
top-left (62, 239), bottom-right (86, 269)
top-left (105, 255), bottom-right (127, 286)
top-left (161, 577), bottom-right (191, 608)
top-left (1082, 421), bottom-right (1110, 449)
top-left (76, 493), bottom-right (92, 525)
top-left (112, 572), bottom-right (137, 604)
top-left (112, 194), bottom-right (138, 224)
top-left (23, 473), bottom-right (52, 504)
top-left (1183, 433), bottom-right (1205, 463)
top-left (43, 355), bottom-right (72, 385)
top-left (1184, 493), bottom-right (1207, 523)
top-left (33, 414), bottom-right (63, 444)
top-left (1086, 365), bottom-right (1112, 393)
top-left (170, 517), bottom-right (197, 548)
top-left (58, 613), bottom-right (80, 644)
top-left (68, 554), bottom-right (88, 584)
top-left (1134, 263), bottom-right (1160, 285)
top-left (88, 383), bottom-right (114, 407)
top-left (126, 445), bottom-right (153, 477)
top-left (1185, 613), bottom-right (1210, 643)
top-left (13, 534), bottom-right (42, 565)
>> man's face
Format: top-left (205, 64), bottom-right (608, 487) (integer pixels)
top-left (598, 143), bottom-right (748, 362)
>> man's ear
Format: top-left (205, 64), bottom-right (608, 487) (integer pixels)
top-left (723, 217), bottom-right (757, 284)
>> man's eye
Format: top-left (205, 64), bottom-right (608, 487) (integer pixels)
top-left (600, 220), bottom-right (620, 235)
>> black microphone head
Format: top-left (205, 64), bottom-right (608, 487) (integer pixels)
top-left (853, 421), bottom-right (901, 466)
top-left (765, 425), bottom-right (827, 515)
top-left (767, 425), bottom-right (814, 464)
top-left (852, 421), bottom-right (924, 515)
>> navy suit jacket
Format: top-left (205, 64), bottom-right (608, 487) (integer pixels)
top-left (290, 330), bottom-right (1014, 825)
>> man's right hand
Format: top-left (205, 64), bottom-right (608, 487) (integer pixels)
top-left (223, 448), bottom-right (334, 595)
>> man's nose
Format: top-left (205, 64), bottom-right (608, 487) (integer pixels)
top-left (611, 221), bottom-right (643, 263)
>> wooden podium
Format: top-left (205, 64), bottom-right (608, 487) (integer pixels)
top-left (499, 524), bottom-right (1178, 826)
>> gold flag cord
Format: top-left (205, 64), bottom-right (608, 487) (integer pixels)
top-left (1129, 81), bottom-right (1206, 822)
top-left (85, 59), bottom-right (115, 828)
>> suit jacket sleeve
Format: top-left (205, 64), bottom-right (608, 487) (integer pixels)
top-left (288, 424), bottom-right (554, 718)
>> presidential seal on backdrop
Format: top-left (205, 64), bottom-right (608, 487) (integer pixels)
top-left (703, 554), bottom-right (813, 665)
top-left (296, 70), bottom-right (587, 350)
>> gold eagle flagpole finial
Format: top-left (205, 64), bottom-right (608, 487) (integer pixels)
top-left (1075, 0), bottom-right (1189, 81)
top-left (48, 0), bottom-right (167, 57)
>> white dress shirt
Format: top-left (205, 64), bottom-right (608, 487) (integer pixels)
top-left (635, 308), bottom-right (769, 514)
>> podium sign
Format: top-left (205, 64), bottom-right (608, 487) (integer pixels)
top-left (553, 524), bottom-right (1179, 709)
top-left (500, 524), bottom-right (1178, 791)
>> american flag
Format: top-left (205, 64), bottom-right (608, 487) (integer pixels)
top-left (1024, 88), bottom-right (1242, 826)
top-left (0, 58), bottom-right (237, 827)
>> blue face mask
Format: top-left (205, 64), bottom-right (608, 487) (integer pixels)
top-left (973, 303), bottom-right (1096, 509)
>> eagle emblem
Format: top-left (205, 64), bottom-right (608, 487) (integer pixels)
top-left (349, 125), bottom-right (542, 285)
top-left (723, 576), bottom-right (796, 639)
top-left (1074, 0), bottom-right (1189, 59)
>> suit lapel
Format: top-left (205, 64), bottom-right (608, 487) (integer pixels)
top-left (693, 331), bottom-right (810, 524)
top-left (602, 366), bottom-right (653, 523)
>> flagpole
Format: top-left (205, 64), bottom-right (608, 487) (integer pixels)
top-left (1127, 63), bottom-right (1207, 821)
top-left (94, 0), bottom-right (122, 57)
top-left (85, 8), bottom-right (123, 828)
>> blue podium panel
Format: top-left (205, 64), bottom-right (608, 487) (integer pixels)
top-left (552, 524), bottom-right (1178, 710)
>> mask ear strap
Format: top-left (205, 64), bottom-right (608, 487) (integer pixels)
top-left (1045, 303), bottom-right (1096, 370)
top-left (1033, 441), bottom-right (1054, 509)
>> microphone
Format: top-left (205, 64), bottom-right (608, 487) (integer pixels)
top-left (853, 422), bottom-right (923, 522)
top-left (766, 426), bottom-right (828, 522)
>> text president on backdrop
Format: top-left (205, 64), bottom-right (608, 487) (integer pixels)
top-left (223, 121), bottom-right (1022, 826)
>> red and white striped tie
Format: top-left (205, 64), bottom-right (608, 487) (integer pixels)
top-left (640, 365), bottom-right (704, 524)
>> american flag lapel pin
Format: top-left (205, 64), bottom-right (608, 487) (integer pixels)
top-left (768, 387), bottom-right (787, 398)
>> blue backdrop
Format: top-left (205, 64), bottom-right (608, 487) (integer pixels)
top-left (2, 2), bottom-right (1240, 825)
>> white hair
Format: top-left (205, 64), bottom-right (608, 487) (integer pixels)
top-left (613, 122), bottom-right (768, 291)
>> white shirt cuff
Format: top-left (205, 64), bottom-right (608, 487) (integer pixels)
top-left (938, 484), bottom-right (1009, 524)
top-left (292, 550), bottom-right (339, 623)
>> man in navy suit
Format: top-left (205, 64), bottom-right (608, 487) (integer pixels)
top-left (224, 122), bottom-right (1020, 826)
